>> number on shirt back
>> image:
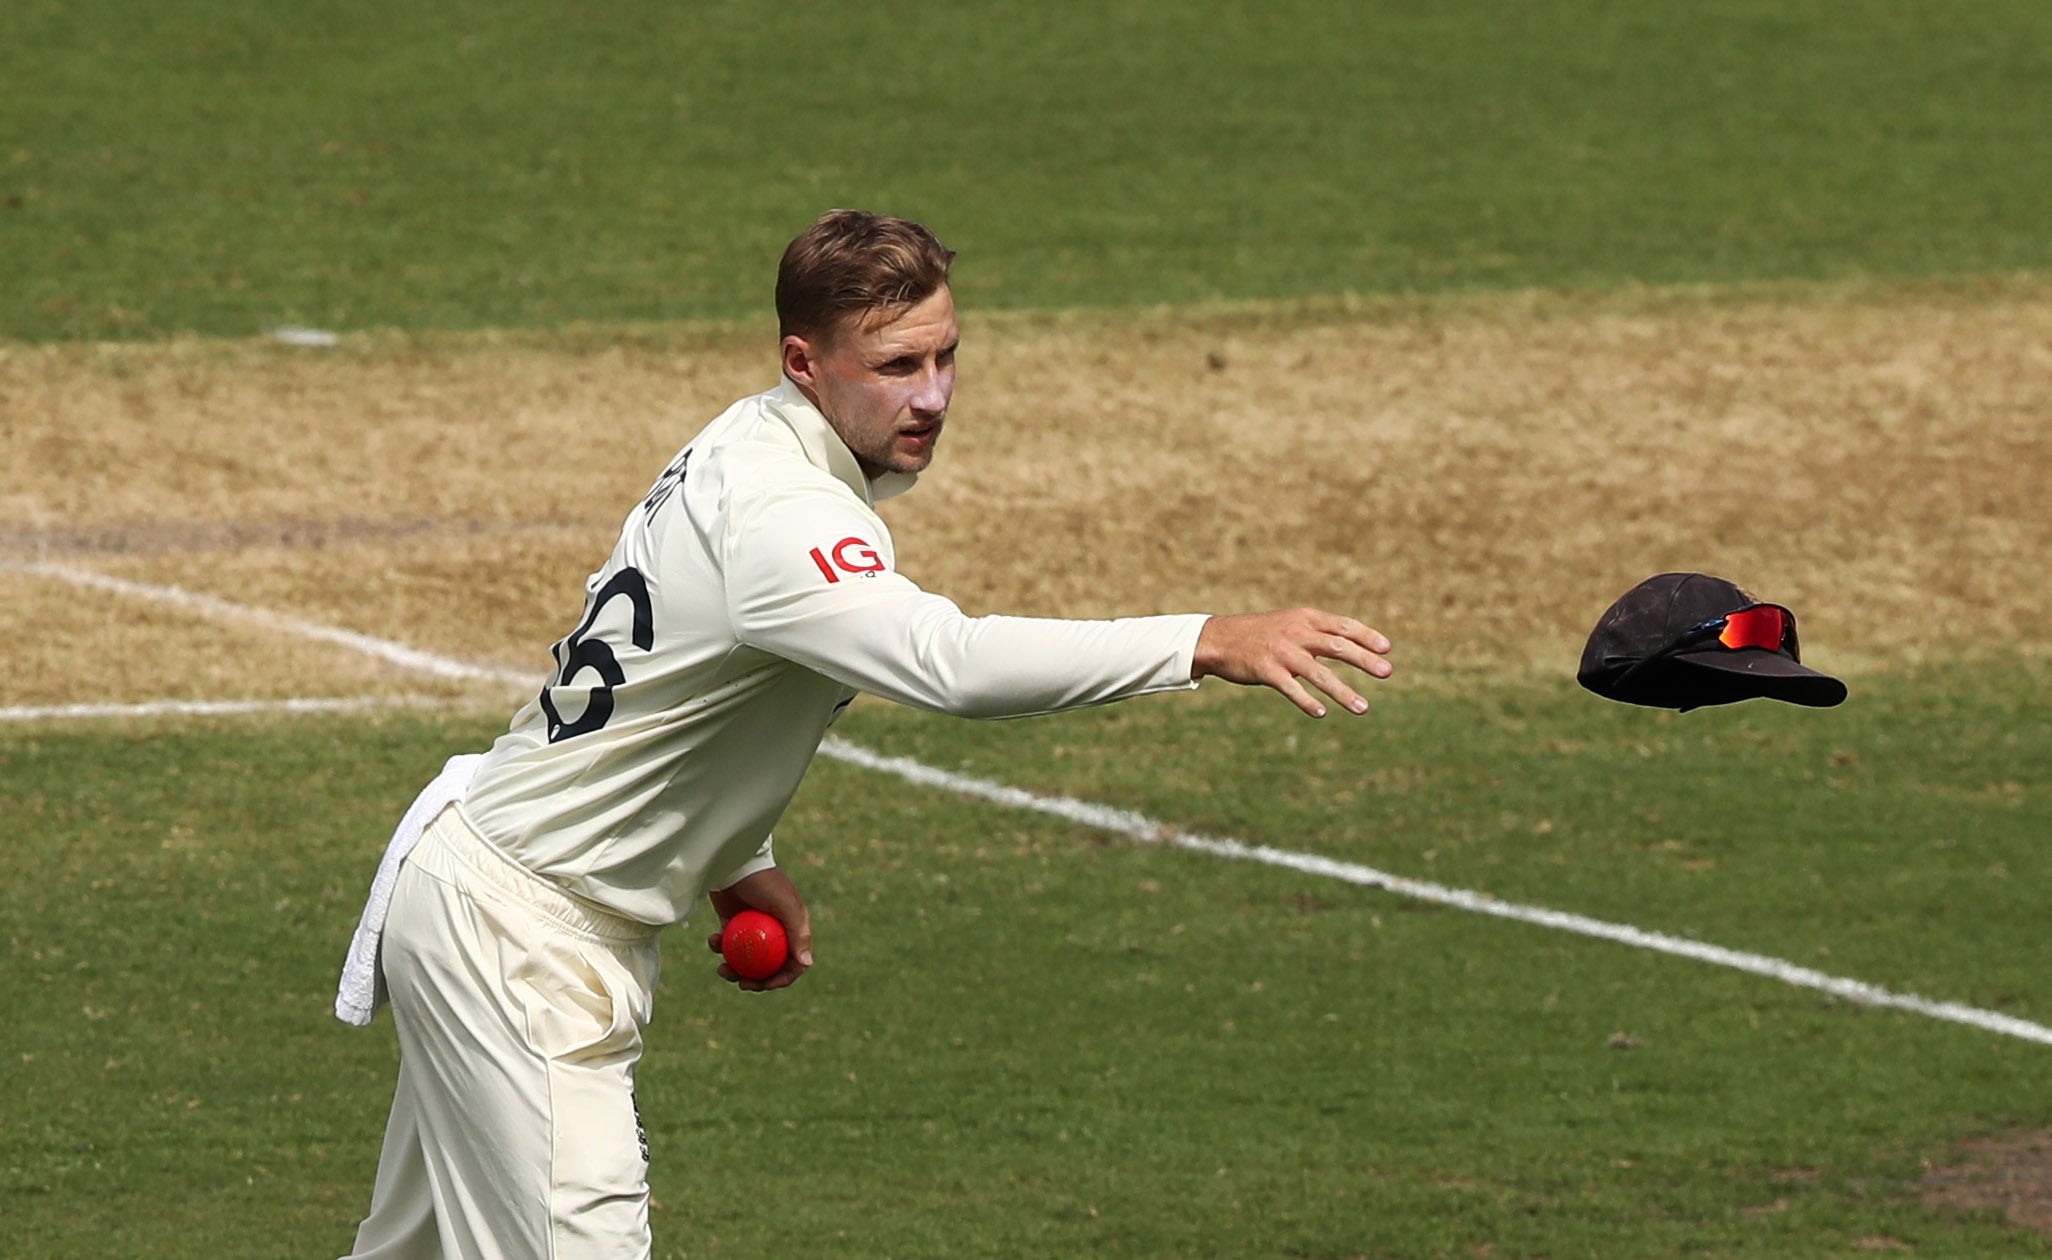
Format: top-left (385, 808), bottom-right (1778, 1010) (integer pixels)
top-left (540, 567), bottom-right (654, 743)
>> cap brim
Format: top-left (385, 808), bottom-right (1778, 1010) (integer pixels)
top-left (1667, 646), bottom-right (1848, 709)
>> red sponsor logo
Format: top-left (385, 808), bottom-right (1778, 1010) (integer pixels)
top-left (809, 536), bottom-right (886, 583)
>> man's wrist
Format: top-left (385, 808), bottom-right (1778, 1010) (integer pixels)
top-left (1189, 613), bottom-right (1225, 681)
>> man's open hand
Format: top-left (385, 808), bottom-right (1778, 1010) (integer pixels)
top-left (1192, 609), bottom-right (1393, 718)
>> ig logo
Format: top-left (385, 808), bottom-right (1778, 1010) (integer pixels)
top-left (808, 537), bottom-right (885, 583)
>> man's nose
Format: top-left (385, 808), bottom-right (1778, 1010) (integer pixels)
top-left (910, 367), bottom-right (953, 417)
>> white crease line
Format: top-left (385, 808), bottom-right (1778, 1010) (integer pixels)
top-left (4, 561), bottom-right (534, 685)
top-left (17, 558), bottom-right (2051, 1047)
top-left (1, 696), bottom-right (438, 722)
top-left (820, 739), bottom-right (2052, 1047)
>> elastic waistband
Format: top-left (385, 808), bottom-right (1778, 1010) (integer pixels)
top-left (425, 805), bottom-right (659, 946)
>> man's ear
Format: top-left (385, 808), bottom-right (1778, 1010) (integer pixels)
top-left (781, 335), bottom-right (821, 391)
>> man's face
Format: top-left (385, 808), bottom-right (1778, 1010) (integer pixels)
top-left (783, 286), bottom-right (959, 480)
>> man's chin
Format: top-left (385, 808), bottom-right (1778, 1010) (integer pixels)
top-left (889, 441), bottom-right (939, 475)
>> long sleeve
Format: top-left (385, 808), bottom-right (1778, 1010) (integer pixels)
top-left (722, 485), bottom-right (1206, 719)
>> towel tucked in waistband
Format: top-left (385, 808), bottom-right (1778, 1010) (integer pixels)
top-left (334, 754), bottom-right (482, 1027)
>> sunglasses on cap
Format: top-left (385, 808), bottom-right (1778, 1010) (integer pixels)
top-left (1616, 602), bottom-right (1802, 689)
top-left (1669, 603), bottom-right (1801, 659)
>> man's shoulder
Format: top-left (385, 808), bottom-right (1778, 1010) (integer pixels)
top-left (694, 428), bottom-right (843, 506)
top-left (689, 387), bottom-right (833, 482)
top-left (689, 390), bottom-right (859, 513)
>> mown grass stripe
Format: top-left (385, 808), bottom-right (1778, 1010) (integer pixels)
top-left (21, 556), bottom-right (2051, 1048)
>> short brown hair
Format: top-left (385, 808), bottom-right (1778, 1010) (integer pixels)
top-left (776, 209), bottom-right (955, 344)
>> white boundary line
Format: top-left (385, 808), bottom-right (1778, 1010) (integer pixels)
top-left (14, 560), bottom-right (2051, 1048)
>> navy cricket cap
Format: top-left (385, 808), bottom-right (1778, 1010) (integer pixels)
top-left (1578, 573), bottom-right (1848, 712)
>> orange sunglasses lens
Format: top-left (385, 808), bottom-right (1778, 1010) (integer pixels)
top-left (1717, 605), bottom-right (1792, 652)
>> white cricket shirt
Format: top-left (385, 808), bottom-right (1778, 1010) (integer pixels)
top-left (462, 378), bottom-right (1208, 926)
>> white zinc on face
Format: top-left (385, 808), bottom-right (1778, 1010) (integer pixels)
top-left (782, 286), bottom-right (959, 480)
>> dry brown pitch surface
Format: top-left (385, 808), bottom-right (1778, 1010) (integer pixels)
top-left (4, 279), bottom-right (2049, 712)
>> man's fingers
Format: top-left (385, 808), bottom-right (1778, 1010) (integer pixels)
top-left (1301, 661), bottom-right (1370, 715)
top-left (710, 923), bottom-right (811, 991)
top-left (743, 955), bottom-right (810, 993)
top-left (1348, 623), bottom-right (1393, 657)
top-left (1305, 634), bottom-right (1393, 682)
top-left (1196, 608), bottom-right (1394, 716)
top-left (1304, 622), bottom-right (1393, 678)
top-left (1278, 650), bottom-right (1368, 716)
top-left (1318, 614), bottom-right (1392, 657)
top-left (1265, 666), bottom-right (1329, 718)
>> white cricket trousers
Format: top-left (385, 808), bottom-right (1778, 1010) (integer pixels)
top-left (343, 804), bottom-right (663, 1260)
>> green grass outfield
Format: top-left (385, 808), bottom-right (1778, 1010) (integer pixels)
top-left (5, 671), bottom-right (2049, 1258)
top-left (7, 0), bottom-right (2052, 340)
top-left (9, 1), bottom-right (2052, 1254)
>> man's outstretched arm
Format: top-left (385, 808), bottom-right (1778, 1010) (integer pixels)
top-left (723, 489), bottom-right (1391, 722)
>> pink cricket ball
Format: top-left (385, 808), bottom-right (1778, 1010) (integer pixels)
top-left (721, 909), bottom-right (790, 981)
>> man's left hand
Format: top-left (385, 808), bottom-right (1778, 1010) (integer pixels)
top-left (1192, 608), bottom-right (1393, 718)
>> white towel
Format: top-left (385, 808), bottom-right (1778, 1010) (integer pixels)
top-left (334, 753), bottom-right (483, 1026)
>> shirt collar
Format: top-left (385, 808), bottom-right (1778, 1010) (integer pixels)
top-left (765, 376), bottom-right (920, 505)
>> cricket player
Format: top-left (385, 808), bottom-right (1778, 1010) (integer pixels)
top-left (340, 209), bottom-right (1393, 1259)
